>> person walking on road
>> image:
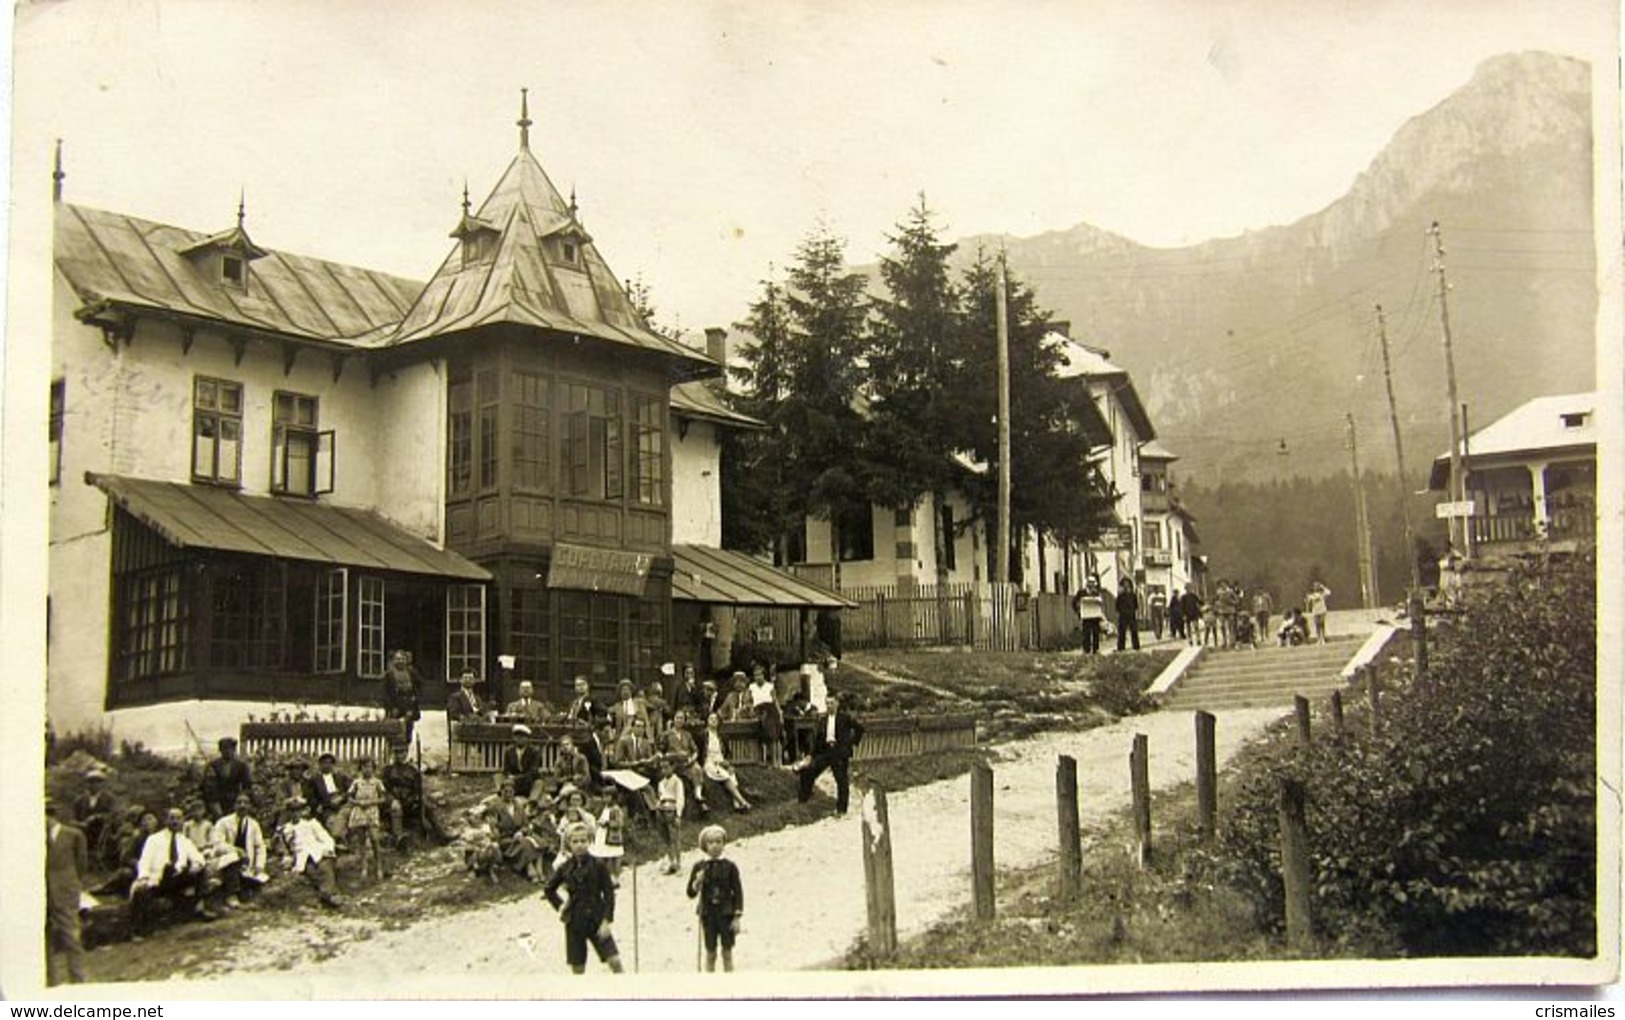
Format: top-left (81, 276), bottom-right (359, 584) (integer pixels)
top-left (1115, 577), bottom-right (1142, 652)
top-left (1180, 584), bottom-right (1204, 647)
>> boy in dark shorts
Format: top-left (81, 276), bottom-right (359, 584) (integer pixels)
top-left (686, 824), bottom-right (744, 972)
top-left (543, 822), bottom-right (624, 974)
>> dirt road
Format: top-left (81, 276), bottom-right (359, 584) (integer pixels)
top-left (192, 704), bottom-right (1284, 989)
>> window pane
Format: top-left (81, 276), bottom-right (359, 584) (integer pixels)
top-left (285, 430), bottom-right (315, 496)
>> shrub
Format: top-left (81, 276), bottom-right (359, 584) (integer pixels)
top-left (46, 723), bottom-right (115, 766)
top-left (1214, 554), bottom-right (1596, 957)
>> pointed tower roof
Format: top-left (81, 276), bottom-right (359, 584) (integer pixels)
top-left (389, 95), bottom-right (716, 379)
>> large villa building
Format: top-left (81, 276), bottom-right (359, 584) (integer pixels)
top-left (47, 99), bottom-right (845, 751)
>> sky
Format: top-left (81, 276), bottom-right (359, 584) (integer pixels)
top-left (10, 0), bottom-right (1618, 332)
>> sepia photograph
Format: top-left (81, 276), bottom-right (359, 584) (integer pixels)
top-left (2, 0), bottom-right (1620, 1000)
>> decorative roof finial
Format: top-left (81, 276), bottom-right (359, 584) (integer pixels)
top-left (462, 180), bottom-right (472, 216)
top-left (237, 190), bottom-right (247, 231)
top-left (52, 138), bottom-right (65, 203)
top-left (517, 87), bottom-right (532, 151)
top-left (569, 186), bottom-right (578, 218)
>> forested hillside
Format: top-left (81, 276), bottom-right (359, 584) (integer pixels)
top-left (1177, 474), bottom-right (1447, 609)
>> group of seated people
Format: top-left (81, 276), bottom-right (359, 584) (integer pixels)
top-left (448, 660), bottom-right (851, 883)
top-left (75, 735), bottom-right (449, 941)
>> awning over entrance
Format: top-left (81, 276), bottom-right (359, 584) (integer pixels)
top-left (671, 544), bottom-right (854, 609)
top-left (88, 473), bottom-right (490, 581)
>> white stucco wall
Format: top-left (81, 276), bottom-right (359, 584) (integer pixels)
top-left (671, 417), bottom-right (723, 546)
top-left (368, 360), bottom-right (446, 542)
top-left (46, 266), bottom-right (451, 737)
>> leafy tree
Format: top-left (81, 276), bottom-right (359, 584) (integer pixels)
top-left (1215, 554), bottom-right (1596, 957)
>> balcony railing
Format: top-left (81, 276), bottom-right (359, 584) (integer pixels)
top-left (1469, 506), bottom-right (1595, 546)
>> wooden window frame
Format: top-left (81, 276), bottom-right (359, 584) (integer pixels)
top-left (271, 391), bottom-right (334, 497)
top-left (192, 376), bottom-right (244, 486)
top-left (357, 575), bottom-right (387, 678)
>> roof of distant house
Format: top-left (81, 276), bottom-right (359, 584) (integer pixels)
top-left (1428, 392), bottom-right (1597, 490)
top-left (1051, 333), bottom-right (1156, 442)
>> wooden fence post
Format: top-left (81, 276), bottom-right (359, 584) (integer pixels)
top-left (1056, 755), bottom-right (1081, 901)
top-left (877, 592), bottom-right (889, 648)
top-left (1409, 590), bottom-right (1428, 681)
top-left (964, 588), bottom-right (977, 648)
top-left (1130, 733), bottom-right (1151, 868)
top-left (1278, 776), bottom-right (1314, 952)
top-left (1329, 690), bottom-right (1345, 740)
top-left (1366, 665), bottom-right (1382, 739)
top-left (861, 785), bottom-right (898, 958)
top-left (1294, 695), bottom-right (1312, 748)
top-left (1195, 711), bottom-right (1217, 840)
top-left (971, 761), bottom-right (996, 920)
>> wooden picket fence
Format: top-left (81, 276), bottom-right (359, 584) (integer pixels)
top-left (445, 714), bottom-right (979, 775)
top-left (239, 719), bottom-right (407, 764)
top-left (835, 581), bottom-right (1028, 652)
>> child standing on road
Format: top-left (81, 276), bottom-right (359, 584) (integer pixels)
top-left (544, 822), bottom-right (625, 975)
top-left (687, 824), bottom-right (744, 972)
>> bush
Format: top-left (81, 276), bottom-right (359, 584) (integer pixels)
top-left (46, 723), bottom-right (115, 766)
top-left (1214, 554), bottom-right (1596, 957)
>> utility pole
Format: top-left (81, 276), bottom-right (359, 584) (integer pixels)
top-left (1346, 412), bottom-right (1378, 609)
top-left (1429, 221), bottom-right (1467, 556)
top-left (995, 248), bottom-right (1012, 584)
top-left (1376, 304), bottom-right (1422, 594)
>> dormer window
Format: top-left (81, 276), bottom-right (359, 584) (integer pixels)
top-left (461, 232), bottom-right (496, 268)
top-left (1562, 411), bottom-right (1589, 429)
top-left (562, 240), bottom-right (578, 266)
top-left (221, 254), bottom-right (246, 288)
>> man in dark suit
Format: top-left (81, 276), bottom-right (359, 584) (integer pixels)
top-left (501, 725), bottom-right (545, 800)
top-left (45, 800), bottom-right (88, 985)
top-left (446, 669), bottom-right (487, 723)
top-left (308, 752), bottom-right (351, 841)
top-left (201, 737), bottom-right (253, 820)
top-left (796, 694), bottom-right (865, 815)
top-left (565, 675), bottom-right (606, 727)
top-left (576, 719), bottom-right (612, 791)
top-left (72, 767), bottom-right (118, 868)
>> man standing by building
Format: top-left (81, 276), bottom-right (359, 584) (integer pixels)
top-left (201, 737), bottom-right (252, 820)
top-left (382, 650), bottom-right (424, 743)
top-left (45, 800), bottom-right (88, 985)
top-left (1115, 577), bottom-right (1142, 652)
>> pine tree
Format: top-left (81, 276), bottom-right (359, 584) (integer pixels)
top-left (780, 227), bottom-right (873, 553)
top-left (954, 249), bottom-right (1117, 585)
top-left (866, 196), bottom-right (965, 588)
top-left (721, 273), bottom-right (797, 556)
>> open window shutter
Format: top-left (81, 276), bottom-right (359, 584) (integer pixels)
top-left (271, 425), bottom-right (288, 492)
top-left (315, 430), bottom-right (336, 495)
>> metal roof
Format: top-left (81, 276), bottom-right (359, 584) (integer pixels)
top-left (387, 149), bottom-right (718, 379)
top-left (55, 204), bottom-right (421, 347)
top-left (671, 545), bottom-right (855, 609)
top-left (669, 382), bottom-right (764, 429)
top-left (88, 473), bottom-right (491, 581)
top-left (1427, 392), bottom-right (1598, 490)
top-left (1052, 335), bottom-right (1157, 442)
